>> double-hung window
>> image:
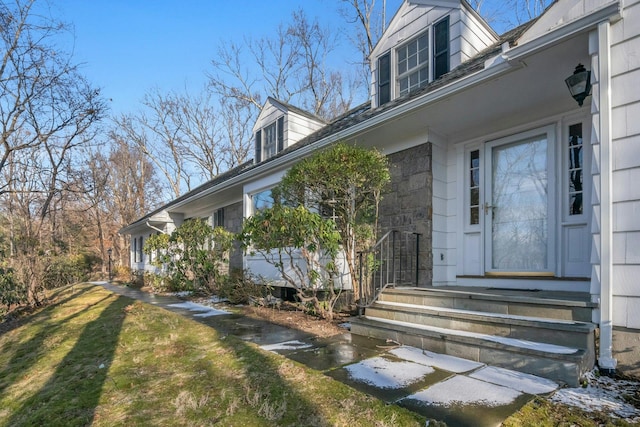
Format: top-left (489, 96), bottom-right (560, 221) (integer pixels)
top-left (133, 236), bottom-right (143, 263)
top-left (397, 32), bottom-right (430, 97)
top-left (213, 208), bottom-right (225, 228)
top-left (255, 116), bottom-right (285, 163)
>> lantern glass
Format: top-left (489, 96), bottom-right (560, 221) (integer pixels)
top-left (565, 64), bottom-right (591, 106)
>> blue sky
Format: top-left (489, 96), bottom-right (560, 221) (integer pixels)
top-left (53, 1), bottom-right (402, 116)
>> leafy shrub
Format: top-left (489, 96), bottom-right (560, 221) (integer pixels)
top-left (43, 254), bottom-right (99, 289)
top-left (144, 220), bottom-right (235, 295)
top-left (240, 204), bottom-right (342, 320)
top-left (0, 265), bottom-right (27, 310)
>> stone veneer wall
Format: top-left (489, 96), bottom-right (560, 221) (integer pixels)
top-left (224, 201), bottom-right (244, 272)
top-left (378, 142), bottom-right (433, 287)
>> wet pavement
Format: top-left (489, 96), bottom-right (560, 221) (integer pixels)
top-left (94, 282), bottom-right (558, 427)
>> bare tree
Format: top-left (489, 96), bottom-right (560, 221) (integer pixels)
top-left (113, 85), bottom-right (253, 198)
top-left (113, 91), bottom-right (189, 198)
top-left (78, 137), bottom-right (162, 273)
top-left (209, 9), bottom-right (353, 122)
top-left (337, 0), bottom-right (390, 96)
top-left (467, 0), bottom-right (552, 31)
top-left (219, 97), bottom-right (254, 168)
top-left (0, 0), bottom-right (107, 305)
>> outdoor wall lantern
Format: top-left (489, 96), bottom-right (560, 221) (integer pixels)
top-left (565, 63), bottom-right (592, 107)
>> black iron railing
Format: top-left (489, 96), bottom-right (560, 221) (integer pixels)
top-left (357, 230), bottom-right (421, 313)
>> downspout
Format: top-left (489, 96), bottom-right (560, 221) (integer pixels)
top-left (146, 221), bottom-right (167, 234)
top-left (593, 20), bottom-right (616, 373)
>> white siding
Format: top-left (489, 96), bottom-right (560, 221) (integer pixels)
top-left (458, 7), bottom-right (496, 64)
top-left (607, 0), bottom-right (640, 328)
top-left (252, 101), bottom-right (284, 134)
top-left (432, 134), bottom-right (457, 285)
top-left (287, 111), bottom-right (325, 146)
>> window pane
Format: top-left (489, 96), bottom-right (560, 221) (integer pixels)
top-left (470, 150), bottom-right (479, 168)
top-left (399, 77), bottom-right (408, 95)
top-left (408, 54), bottom-right (417, 69)
top-left (568, 123), bottom-right (583, 216)
top-left (410, 72), bottom-right (418, 87)
top-left (398, 59), bottom-right (407, 75)
top-left (418, 35), bottom-right (429, 64)
top-left (253, 189), bottom-right (274, 212)
top-left (470, 169), bottom-right (479, 187)
top-left (569, 193), bottom-right (583, 215)
top-left (470, 207), bottom-right (479, 225)
top-left (470, 188), bottom-right (479, 206)
top-left (569, 145), bottom-right (582, 169)
top-left (264, 122), bottom-right (277, 159)
top-left (408, 41), bottom-right (417, 57)
top-left (419, 67), bottom-right (429, 86)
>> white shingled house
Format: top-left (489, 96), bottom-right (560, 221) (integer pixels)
top-left (121, 0), bottom-right (640, 384)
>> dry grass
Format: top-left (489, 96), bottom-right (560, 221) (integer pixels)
top-left (0, 284), bottom-right (425, 426)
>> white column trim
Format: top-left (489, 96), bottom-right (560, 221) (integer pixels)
top-left (596, 20), bottom-right (616, 372)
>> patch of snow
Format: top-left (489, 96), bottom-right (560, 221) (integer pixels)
top-left (367, 316), bottom-right (579, 354)
top-left (389, 346), bottom-right (483, 373)
top-left (345, 356), bottom-right (435, 389)
top-left (167, 302), bottom-right (229, 316)
top-left (261, 340), bottom-right (314, 351)
top-left (551, 370), bottom-right (640, 422)
top-left (469, 366), bottom-right (558, 395)
top-left (207, 295), bottom-right (228, 303)
top-left (338, 322), bottom-right (351, 330)
top-left (403, 375), bottom-right (522, 407)
top-left (193, 310), bottom-right (228, 318)
top-left (170, 291), bottom-right (192, 297)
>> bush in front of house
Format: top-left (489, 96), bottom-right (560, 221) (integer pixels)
top-left (144, 219), bottom-right (234, 295)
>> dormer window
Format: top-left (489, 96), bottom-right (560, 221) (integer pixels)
top-left (255, 116), bottom-right (284, 163)
top-left (376, 16), bottom-right (450, 105)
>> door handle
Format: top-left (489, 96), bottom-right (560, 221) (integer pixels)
top-left (484, 202), bottom-right (494, 215)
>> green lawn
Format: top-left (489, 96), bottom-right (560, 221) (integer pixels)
top-left (2, 284), bottom-right (637, 427)
top-left (0, 284), bottom-right (425, 426)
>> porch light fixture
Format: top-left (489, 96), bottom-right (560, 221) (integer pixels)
top-left (565, 63), bottom-right (592, 107)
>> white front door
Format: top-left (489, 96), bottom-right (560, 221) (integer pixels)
top-left (484, 126), bottom-right (556, 275)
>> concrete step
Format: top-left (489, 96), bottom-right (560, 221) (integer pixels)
top-left (379, 287), bottom-right (597, 322)
top-left (350, 315), bottom-right (594, 386)
top-left (366, 300), bottom-right (596, 351)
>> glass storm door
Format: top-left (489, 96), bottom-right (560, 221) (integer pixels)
top-left (485, 131), bottom-right (553, 275)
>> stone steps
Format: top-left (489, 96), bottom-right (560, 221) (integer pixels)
top-left (350, 286), bottom-right (598, 386)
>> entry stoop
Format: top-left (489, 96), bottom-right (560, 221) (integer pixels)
top-left (350, 286), bottom-right (598, 386)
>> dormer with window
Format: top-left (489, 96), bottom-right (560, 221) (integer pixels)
top-left (253, 98), bottom-right (327, 164)
top-left (371, 0), bottom-right (499, 108)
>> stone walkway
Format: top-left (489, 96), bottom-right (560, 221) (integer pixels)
top-left (94, 282), bottom-right (559, 427)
